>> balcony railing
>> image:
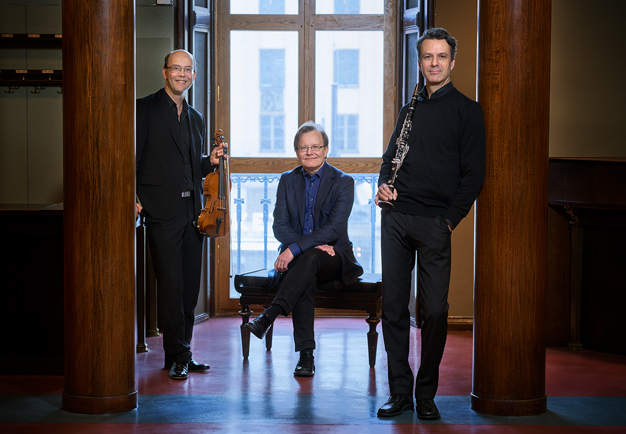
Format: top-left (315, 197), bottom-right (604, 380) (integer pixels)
top-left (229, 173), bottom-right (381, 296)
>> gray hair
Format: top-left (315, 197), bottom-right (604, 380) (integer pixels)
top-left (293, 121), bottom-right (329, 151)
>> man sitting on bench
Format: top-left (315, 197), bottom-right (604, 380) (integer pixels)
top-left (244, 121), bottom-right (363, 377)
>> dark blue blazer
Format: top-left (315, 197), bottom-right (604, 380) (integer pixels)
top-left (136, 88), bottom-right (213, 220)
top-left (273, 162), bottom-right (363, 285)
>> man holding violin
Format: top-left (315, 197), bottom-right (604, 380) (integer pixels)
top-left (136, 49), bottom-right (225, 380)
top-left (244, 121), bottom-right (363, 377)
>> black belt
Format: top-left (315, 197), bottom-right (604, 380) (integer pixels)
top-left (181, 191), bottom-right (192, 197)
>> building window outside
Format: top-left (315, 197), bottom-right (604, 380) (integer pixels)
top-left (332, 114), bottom-right (358, 154)
top-left (260, 114), bottom-right (285, 152)
top-left (334, 49), bottom-right (359, 87)
top-left (334, 0), bottom-right (360, 15)
top-left (260, 0), bottom-right (285, 14)
top-left (259, 49), bottom-right (286, 153)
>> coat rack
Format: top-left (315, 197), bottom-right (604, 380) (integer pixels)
top-left (1, 33), bottom-right (62, 93)
top-left (1, 69), bottom-right (63, 93)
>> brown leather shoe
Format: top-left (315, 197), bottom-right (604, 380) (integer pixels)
top-left (168, 361), bottom-right (189, 380)
top-left (416, 398), bottom-right (440, 420)
top-left (377, 394), bottom-right (414, 417)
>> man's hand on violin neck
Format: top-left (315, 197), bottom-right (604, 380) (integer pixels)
top-left (210, 142), bottom-right (228, 166)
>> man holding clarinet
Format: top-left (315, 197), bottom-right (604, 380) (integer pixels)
top-left (375, 27), bottom-right (486, 419)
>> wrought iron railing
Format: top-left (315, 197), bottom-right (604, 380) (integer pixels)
top-left (230, 173), bottom-right (381, 284)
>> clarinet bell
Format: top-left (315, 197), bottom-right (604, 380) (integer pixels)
top-left (377, 184), bottom-right (396, 210)
top-left (377, 200), bottom-right (394, 210)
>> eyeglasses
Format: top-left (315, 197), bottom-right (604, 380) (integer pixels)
top-left (297, 145), bottom-right (327, 153)
top-left (166, 65), bottom-right (194, 74)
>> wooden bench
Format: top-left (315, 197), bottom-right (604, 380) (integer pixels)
top-left (234, 270), bottom-right (383, 367)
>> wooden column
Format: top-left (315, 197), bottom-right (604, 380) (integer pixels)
top-left (62, 0), bottom-right (137, 414)
top-left (472, 0), bottom-right (551, 416)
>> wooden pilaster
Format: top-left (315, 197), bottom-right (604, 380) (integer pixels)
top-left (62, 0), bottom-right (137, 414)
top-left (472, 0), bottom-right (551, 416)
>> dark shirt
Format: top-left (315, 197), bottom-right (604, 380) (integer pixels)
top-left (287, 163), bottom-right (326, 257)
top-left (418, 80), bottom-right (455, 100)
top-left (164, 93), bottom-right (194, 191)
top-left (379, 82), bottom-right (486, 228)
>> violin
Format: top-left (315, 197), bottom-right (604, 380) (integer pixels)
top-left (197, 129), bottom-right (231, 238)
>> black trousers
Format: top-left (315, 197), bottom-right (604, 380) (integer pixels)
top-left (146, 196), bottom-right (203, 365)
top-left (272, 248), bottom-right (343, 352)
top-left (381, 211), bottom-right (451, 399)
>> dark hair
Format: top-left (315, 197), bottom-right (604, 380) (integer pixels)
top-left (293, 121), bottom-right (329, 151)
top-left (163, 49), bottom-right (197, 71)
top-left (416, 27), bottom-right (457, 60)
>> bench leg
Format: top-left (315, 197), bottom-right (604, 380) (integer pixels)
top-left (239, 306), bottom-right (253, 359)
top-left (366, 313), bottom-right (380, 367)
top-left (263, 305), bottom-right (273, 351)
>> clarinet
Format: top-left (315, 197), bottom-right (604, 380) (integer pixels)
top-left (378, 83), bottom-right (421, 210)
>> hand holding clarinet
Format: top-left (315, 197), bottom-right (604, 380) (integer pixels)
top-left (375, 83), bottom-right (421, 210)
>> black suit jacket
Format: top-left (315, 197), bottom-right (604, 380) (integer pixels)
top-left (273, 162), bottom-right (363, 285)
top-left (136, 88), bottom-right (213, 220)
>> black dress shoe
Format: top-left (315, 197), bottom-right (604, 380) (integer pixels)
top-left (188, 359), bottom-right (210, 372)
top-left (169, 361), bottom-right (189, 380)
top-left (293, 351), bottom-right (315, 377)
top-left (377, 394), bottom-right (414, 417)
top-left (416, 398), bottom-right (440, 420)
top-left (244, 313), bottom-right (273, 340)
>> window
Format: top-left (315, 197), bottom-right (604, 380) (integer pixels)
top-left (231, 0), bottom-right (296, 14)
top-left (214, 0), bottom-right (399, 314)
top-left (334, 49), bottom-right (359, 87)
top-left (316, 31), bottom-right (382, 157)
top-left (334, 0), bottom-right (360, 14)
top-left (260, 0), bottom-right (285, 14)
top-left (331, 114), bottom-right (358, 155)
top-left (317, 0), bottom-right (384, 14)
top-left (259, 49), bottom-right (286, 152)
top-left (401, 0), bottom-right (435, 103)
top-left (260, 114), bottom-right (285, 152)
top-left (230, 31), bottom-right (298, 158)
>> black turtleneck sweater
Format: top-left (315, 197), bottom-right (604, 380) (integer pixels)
top-left (379, 82), bottom-right (486, 228)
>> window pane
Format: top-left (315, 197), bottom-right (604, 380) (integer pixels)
top-left (229, 173), bottom-right (381, 298)
top-left (406, 32), bottom-right (419, 103)
top-left (231, 0), bottom-right (298, 14)
top-left (315, 31), bottom-right (384, 158)
top-left (192, 31), bottom-right (208, 122)
top-left (317, 0), bottom-right (384, 14)
top-left (407, 0), bottom-right (420, 9)
top-left (334, 49), bottom-right (359, 86)
top-left (230, 31), bottom-right (298, 157)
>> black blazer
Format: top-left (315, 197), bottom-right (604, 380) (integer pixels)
top-left (273, 163), bottom-right (363, 285)
top-left (136, 88), bottom-right (213, 220)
